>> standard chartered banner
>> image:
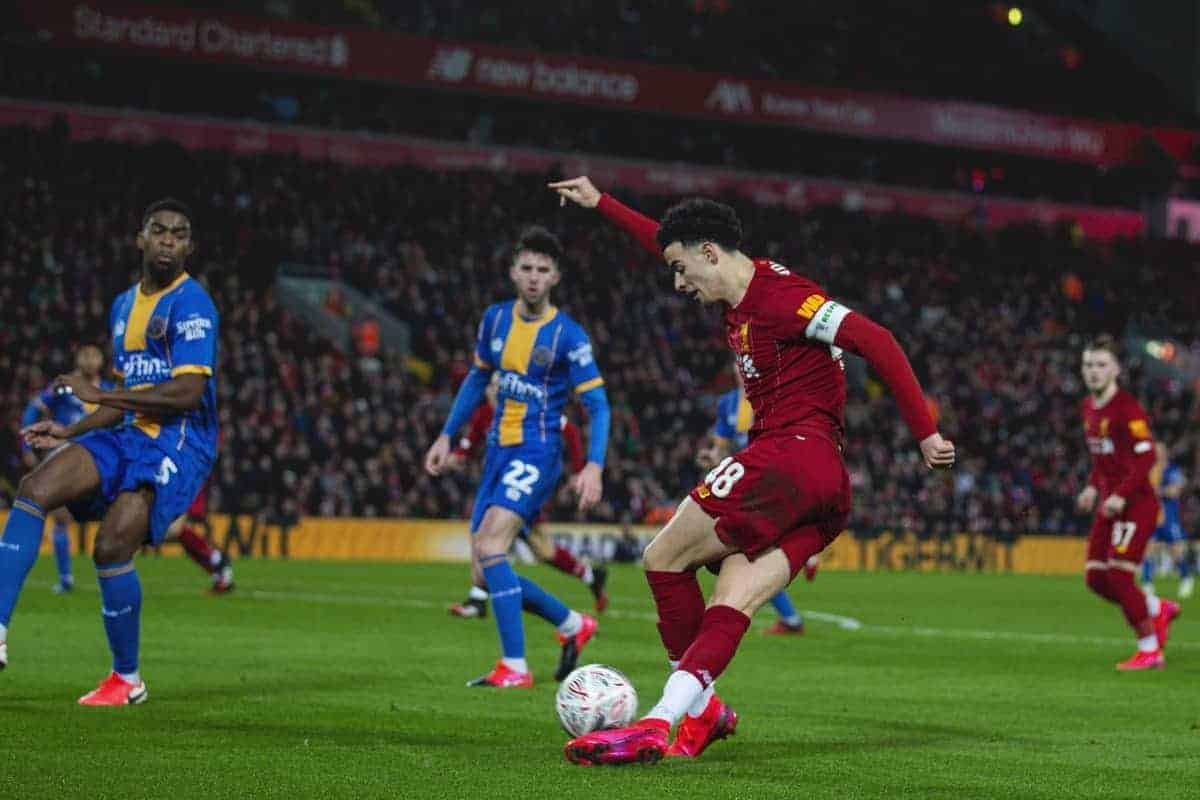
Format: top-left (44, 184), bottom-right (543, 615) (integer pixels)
top-left (17, 0), bottom-right (1197, 166)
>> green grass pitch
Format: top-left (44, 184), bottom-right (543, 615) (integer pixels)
top-left (1, 557), bottom-right (1196, 799)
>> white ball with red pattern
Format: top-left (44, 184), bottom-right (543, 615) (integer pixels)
top-left (555, 664), bottom-right (638, 737)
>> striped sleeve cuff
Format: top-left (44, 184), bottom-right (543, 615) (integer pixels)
top-left (574, 377), bottom-right (605, 394)
top-left (171, 365), bottom-right (214, 377)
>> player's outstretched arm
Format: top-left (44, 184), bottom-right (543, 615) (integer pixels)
top-left (58, 373), bottom-right (207, 416)
top-left (550, 176), bottom-right (662, 256)
top-left (426, 366), bottom-right (491, 477)
top-left (822, 310), bottom-right (954, 469)
top-left (570, 385), bottom-right (610, 511)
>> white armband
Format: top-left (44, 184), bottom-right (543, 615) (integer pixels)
top-left (804, 300), bottom-right (853, 344)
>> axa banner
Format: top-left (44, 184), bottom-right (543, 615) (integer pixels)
top-left (20, 1), bottom-right (1196, 166)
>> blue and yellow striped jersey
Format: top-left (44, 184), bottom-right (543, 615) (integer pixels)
top-left (714, 388), bottom-right (754, 450)
top-left (474, 301), bottom-right (603, 448)
top-left (109, 272), bottom-right (219, 460)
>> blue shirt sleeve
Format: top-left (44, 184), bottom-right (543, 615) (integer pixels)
top-left (168, 285), bottom-right (219, 378)
top-left (564, 322), bottom-right (607, 465)
top-left (714, 392), bottom-right (737, 439)
top-left (474, 306), bottom-right (498, 370)
top-left (565, 325), bottom-right (603, 395)
top-left (578, 386), bottom-right (610, 467)
top-left (441, 367), bottom-right (490, 439)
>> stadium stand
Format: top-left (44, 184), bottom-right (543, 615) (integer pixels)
top-left (2, 122), bottom-right (1197, 541)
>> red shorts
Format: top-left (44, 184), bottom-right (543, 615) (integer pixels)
top-left (1086, 493), bottom-right (1160, 567)
top-left (690, 432), bottom-right (850, 572)
top-left (186, 478), bottom-right (212, 521)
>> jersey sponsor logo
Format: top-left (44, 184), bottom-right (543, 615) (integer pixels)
top-left (121, 353), bottom-right (172, 382)
top-left (498, 371), bottom-right (547, 403)
top-left (1128, 419), bottom-right (1150, 439)
top-left (1086, 437), bottom-right (1115, 455)
top-left (567, 342), bottom-right (594, 368)
top-left (796, 293), bottom-right (827, 320)
top-left (532, 345), bottom-right (554, 367)
top-left (175, 315), bottom-right (212, 342)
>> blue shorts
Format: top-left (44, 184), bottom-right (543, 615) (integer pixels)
top-left (470, 441), bottom-right (563, 533)
top-left (1152, 523), bottom-right (1187, 545)
top-left (67, 427), bottom-right (213, 545)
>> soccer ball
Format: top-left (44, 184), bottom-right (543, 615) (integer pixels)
top-left (555, 664), bottom-right (638, 737)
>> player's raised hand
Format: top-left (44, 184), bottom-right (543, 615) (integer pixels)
top-left (424, 434), bottom-right (453, 477)
top-left (549, 176), bottom-right (602, 209)
top-left (570, 462), bottom-right (604, 512)
top-left (919, 432), bottom-right (955, 470)
top-left (1075, 485), bottom-right (1098, 513)
top-left (21, 420), bottom-right (69, 451)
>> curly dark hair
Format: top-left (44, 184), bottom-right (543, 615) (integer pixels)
top-left (655, 198), bottom-right (742, 252)
top-left (141, 197), bottom-right (194, 229)
top-left (514, 225), bottom-right (564, 265)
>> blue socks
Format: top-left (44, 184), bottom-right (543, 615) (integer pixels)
top-left (52, 522), bottom-right (72, 588)
top-left (1179, 555), bottom-right (1193, 580)
top-left (481, 556), bottom-right (524, 659)
top-left (0, 498), bottom-right (47, 627)
top-left (770, 591), bottom-right (802, 626)
top-left (518, 575), bottom-right (570, 627)
top-left (1141, 558), bottom-right (1155, 585)
top-left (97, 561), bottom-right (142, 675)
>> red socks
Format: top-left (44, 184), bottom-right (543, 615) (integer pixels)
top-left (646, 570), bottom-right (705, 662)
top-left (178, 526), bottom-right (216, 574)
top-left (678, 605), bottom-right (751, 688)
top-left (551, 545), bottom-right (586, 579)
top-left (1105, 568), bottom-right (1150, 628)
top-left (1085, 568), bottom-right (1120, 604)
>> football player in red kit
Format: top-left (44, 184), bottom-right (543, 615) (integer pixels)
top-left (1076, 335), bottom-right (1180, 670)
top-left (551, 177), bottom-right (955, 765)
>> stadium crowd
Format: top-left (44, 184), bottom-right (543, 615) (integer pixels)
top-left (2, 122), bottom-right (1199, 541)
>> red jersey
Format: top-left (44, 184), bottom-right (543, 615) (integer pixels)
top-left (454, 402), bottom-right (585, 473)
top-left (1082, 388), bottom-right (1156, 500)
top-left (725, 259), bottom-right (847, 442)
top-left (596, 193), bottom-right (937, 446)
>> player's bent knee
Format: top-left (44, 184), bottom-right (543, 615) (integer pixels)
top-left (641, 536), bottom-right (679, 572)
top-left (92, 536), bottom-right (137, 566)
top-left (15, 472), bottom-right (53, 509)
top-left (709, 550), bottom-right (790, 615)
top-left (1084, 567), bottom-right (1108, 593)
